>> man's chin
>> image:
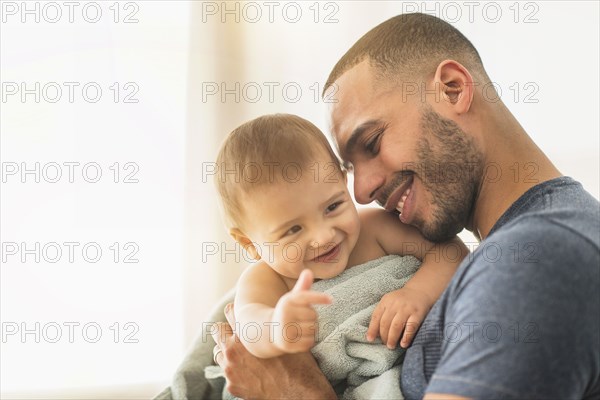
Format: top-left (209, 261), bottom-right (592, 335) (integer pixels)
top-left (417, 219), bottom-right (463, 243)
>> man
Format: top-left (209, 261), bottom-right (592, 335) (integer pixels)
top-left (213, 13), bottom-right (600, 399)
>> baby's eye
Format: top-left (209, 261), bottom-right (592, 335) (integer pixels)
top-left (326, 201), bottom-right (343, 213)
top-left (285, 225), bottom-right (302, 236)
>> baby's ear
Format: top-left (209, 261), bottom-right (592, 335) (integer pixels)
top-left (229, 228), bottom-right (260, 260)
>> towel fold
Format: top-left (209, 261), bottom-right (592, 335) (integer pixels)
top-left (311, 254), bottom-right (420, 399)
top-left (154, 255), bottom-right (420, 400)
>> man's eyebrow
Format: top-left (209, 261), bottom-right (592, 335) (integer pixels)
top-left (341, 119), bottom-right (383, 158)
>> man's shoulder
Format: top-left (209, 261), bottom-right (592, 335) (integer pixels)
top-left (513, 206), bottom-right (597, 247)
top-left (444, 196), bottom-right (600, 318)
top-left (481, 182), bottom-right (599, 266)
top-left (491, 177), bottom-right (599, 250)
top-left (489, 210), bottom-right (599, 255)
top-left (460, 211), bottom-right (599, 291)
top-left (414, 212), bottom-right (600, 399)
top-left (402, 180), bottom-right (600, 399)
top-left (450, 178), bottom-right (599, 303)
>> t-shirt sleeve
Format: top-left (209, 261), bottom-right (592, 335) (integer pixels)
top-left (426, 219), bottom-right (600, 398)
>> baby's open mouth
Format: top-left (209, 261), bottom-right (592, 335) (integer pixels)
top-left (312, 244), bottom-right (340, 263)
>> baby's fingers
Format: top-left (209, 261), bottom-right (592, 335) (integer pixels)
top-left (379, 308), bottom-right (396, 345)
top-left (290, 290), bottom-right (333, 306)
top-left (400, 314), bottom-right (422, 348)
top-left (386, 313), bottom-right (409, 349)
top-left (367, 305), bottom-right (384, 341)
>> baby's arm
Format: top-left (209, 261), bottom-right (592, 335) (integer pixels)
top-left (234, 263), bottom-right (332, 358)
top-left (359, 209), bottom-right (469, 348)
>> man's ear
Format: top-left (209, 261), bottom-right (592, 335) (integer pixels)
top-left (229, 228), bottom-right (260, 260)
top-left (432, 59), bottom-right (474, 115)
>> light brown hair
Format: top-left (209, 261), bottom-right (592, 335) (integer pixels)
top-left (215, 114), bottom-right (342, 229)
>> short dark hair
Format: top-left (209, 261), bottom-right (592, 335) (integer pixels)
top-left (324, 13), bottom-right (488, 95)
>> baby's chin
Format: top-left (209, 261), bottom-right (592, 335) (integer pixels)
top-left (311, 264), bottom-right (346, 281)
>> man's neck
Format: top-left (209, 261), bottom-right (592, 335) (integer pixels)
top-left (467, 114), bottom-right (562, 241)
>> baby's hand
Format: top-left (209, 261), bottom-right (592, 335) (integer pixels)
top-left (272, 269), bottom-right (332, 353)
top-left (366, 287), bottom-right (433, 349)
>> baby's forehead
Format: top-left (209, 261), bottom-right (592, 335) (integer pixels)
top-left (236, 152), bottom-right (341, 185)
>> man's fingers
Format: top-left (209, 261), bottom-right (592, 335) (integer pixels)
top-left (210, 321), bottom-right (232, 350)
top-left (224, 303), bottom-right (237, 328)
top-left (213, 343), bottom-right (225, 365)
top-left (292, 269), bottom-right (314, 292)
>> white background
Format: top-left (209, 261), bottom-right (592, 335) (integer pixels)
top-left (1, 1), bottom-right (598, 398)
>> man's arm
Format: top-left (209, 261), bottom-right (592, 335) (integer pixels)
top-left (421, 222), bottom-right (599, 398)
top-left (212, 303), bottom-right (337, 400)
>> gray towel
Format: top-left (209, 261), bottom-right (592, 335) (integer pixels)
top-left (311, 254), bottom-right (420, 399)
top-left (155, 255), bottom-right (420, 400)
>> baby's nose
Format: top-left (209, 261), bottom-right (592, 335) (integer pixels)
top-left (310, 228), bottom-right (336, 249)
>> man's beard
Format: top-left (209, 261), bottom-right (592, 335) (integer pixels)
top-left (405, 106), bottom-right (483, 242)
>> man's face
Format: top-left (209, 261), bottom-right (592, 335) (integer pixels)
top-left (329, 61), bottom-right (484, 242)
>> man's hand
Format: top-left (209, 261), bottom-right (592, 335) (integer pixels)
top-left (211, 301), bottom-right (337, 400)
top-left (272, 269), bottom-right (332, 353)
top-left (366, 287), bottom-right (432, 349)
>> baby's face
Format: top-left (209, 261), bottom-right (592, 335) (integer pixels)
top-left (242, 161), bottom-right (360, 281)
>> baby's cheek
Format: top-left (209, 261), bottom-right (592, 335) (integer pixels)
top-left (346, 217), bottom-right (361, 242)
top-left (254, 241), bottom-right (277, 265)
top-left (278, 242), bottom-right (304, 265)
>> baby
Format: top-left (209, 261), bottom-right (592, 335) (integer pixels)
top-left (214, 113), bottom-right (468, 359)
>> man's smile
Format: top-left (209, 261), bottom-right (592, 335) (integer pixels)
top-left (382, 174), bottom-right (414, 214)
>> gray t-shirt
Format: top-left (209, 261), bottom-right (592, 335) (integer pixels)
top-left (401, 176), bottom-right (600, 399)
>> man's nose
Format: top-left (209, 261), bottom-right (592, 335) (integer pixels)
top-left (353, 167), bottom-right (384, 204)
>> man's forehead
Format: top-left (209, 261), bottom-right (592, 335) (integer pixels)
top-left (327, 60), bottom-right (378, 149)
